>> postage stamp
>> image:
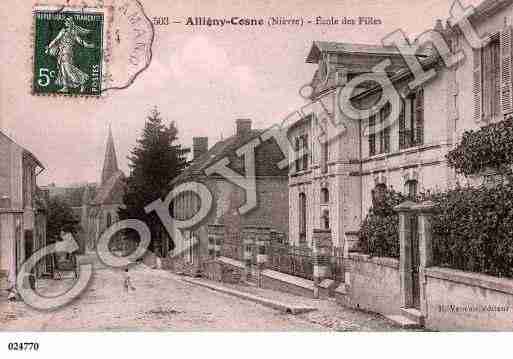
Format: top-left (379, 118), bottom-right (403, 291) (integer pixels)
top-left (32, 7), bottom-right (104, 96)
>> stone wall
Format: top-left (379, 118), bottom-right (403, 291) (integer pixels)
top-left (336, 253), bottom-right (402, 316)
top-left (203, 259), bottom-right (243, 284)
top-left (424, 267), bottom-right (513, 331)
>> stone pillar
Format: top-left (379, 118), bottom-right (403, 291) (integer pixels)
top-left (313, 229), bottom-right (332, 299)
top-left (242, 226), bottom-right (255, 281)
top-left (394, 201), bottom-right (416, 309)
top-left (207, 224), bottom-right (224, 259)
top-left (256, 226), bottom-right (270, 287)
top-left (412, 200), bottom-right (436, 315)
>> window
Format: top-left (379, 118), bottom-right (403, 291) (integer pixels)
top-left (372, 183), bottom-right (387, 203)
top-left (299, 193), bottom-right (307, 244)
top-left (379, 102), bottom-right (391, 154)
top-left (322, 210), bottom-right (330, 230)
top-left (321, 188), bottom-right (329, 204)
top-left (321, 142), bottom-right (328, 173)
top-left (482, 35), bottom-right (501, 120)
top-left (302, 134), bottom-right (309, 170)
top-left (473, 29), bottom-right (513, 122)
top-left (368, 115), bottom-right (376, 156)
top-left (106, 213), bottom-right (112, 228)
top-left (399, 89), bottom-right (424, 149)
top-left (295, 134), bottom-right (309, 172)
top-left (406, 180), bottom-right (418, 201)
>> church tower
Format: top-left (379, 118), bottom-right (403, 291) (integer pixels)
top-left (101, 125), bottom-right (119, 185)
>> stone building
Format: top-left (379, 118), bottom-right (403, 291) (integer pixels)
top-left (85, 126), bottom-right (125, 251)
top-left (288, 0), bottom-right (513, 255)
top-left (0, 131), bottom-right (46, 292)
top-left (169, 119), bottom-right (289, 272)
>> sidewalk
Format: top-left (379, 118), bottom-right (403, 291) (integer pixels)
top-left (173, 273), bottom-right (408, 331)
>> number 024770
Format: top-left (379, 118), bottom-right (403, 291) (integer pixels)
top-left (8, 342), bottom-right (40, 351)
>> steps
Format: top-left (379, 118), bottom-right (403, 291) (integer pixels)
top-left (400, 307), bottom-right (425, 327)
top-left (385, 308), bottom-right (425, 329)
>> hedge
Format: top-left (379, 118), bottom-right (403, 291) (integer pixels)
top-left (430, 183), bottom-right (513, 278)
top-left (358, 184), bottom-right (513, 278)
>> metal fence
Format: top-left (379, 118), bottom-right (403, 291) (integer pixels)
top-left (219, 238), bottom-right (345, 282)
top-left (266, 243), bottom-right (314, 280)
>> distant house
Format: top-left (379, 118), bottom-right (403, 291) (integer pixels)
top-left (0, 131), bottom-right (46, 292)
top-left (168, 119), bottom-right (289, 272)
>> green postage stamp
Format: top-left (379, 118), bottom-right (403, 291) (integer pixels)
top-left (33, 8), bottom-right (104, 96)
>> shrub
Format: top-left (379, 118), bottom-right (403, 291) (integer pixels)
top-left (446, 117), bottom-right (513, 176)
top-left (358, 187), bottom-right (407, 258)
top-left (358, 183), bottom-right (513, 278)
top-left (430, 183), bottom-right (513, 278)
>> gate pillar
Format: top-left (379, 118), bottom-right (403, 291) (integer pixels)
top-left (394, 201), bottom-right (417, 309)
top-left (411, 201), bottom-right (436, 315)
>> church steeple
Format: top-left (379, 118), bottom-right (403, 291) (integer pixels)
top-left (101, 124), bottom-right (119, 185)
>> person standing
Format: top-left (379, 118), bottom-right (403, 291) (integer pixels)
top-left (123, 268), bottom-right (136, 292)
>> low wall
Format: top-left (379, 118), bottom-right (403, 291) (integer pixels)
top-left (424, 267), bottom-right (513, 331)
top-left (337, 253), bottom-right (402, 316)
top-left (203, 257), bottom-right (243, 284)
top-left (261, 269), bottom-right (315, 298)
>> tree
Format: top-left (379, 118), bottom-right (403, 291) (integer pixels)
top-left (46, 196), bottom-right (81, 243)
top-left (118, 107), bottom-right (190, 255)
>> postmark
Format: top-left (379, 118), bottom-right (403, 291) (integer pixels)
top-left (33, 7), bottom-right (104, 96)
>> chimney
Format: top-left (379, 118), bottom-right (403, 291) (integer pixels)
top-left (236, 119), bottom-right (252, 136)
top-left (193, 137), bottom-right (208, 160)
top-left (434, 19), bottom-right (443, 33)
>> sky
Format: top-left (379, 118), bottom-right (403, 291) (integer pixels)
top-left (0, 0), bottom-right (483, 186)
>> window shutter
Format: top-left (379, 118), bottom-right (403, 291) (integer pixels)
top-left (473, 48), bottom-right (483, 122)
top-left (500, 26), bottom-right (513, 115)
top-left (368, 115), bottom-right (376, 156)
top-left (415, 89), bottom-right (424, 145)
top-left (295, 137), bottom-right (300, 172)
top-left (399, 100), bottom-right (406, 149)
top-left (303, 134), bottom-right (309, 170)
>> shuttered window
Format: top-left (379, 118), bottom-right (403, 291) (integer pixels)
top-left (482, 36), bottom-right (501, 120)
top-left (474, 27), bottom-right (513, 123)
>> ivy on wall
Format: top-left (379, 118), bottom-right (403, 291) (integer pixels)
top-left (446, 117), bottom-right (513, 176)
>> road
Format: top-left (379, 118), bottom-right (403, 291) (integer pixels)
top-left (0, 262), bottom-right (400, 331)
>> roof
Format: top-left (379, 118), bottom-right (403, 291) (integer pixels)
top-left (91, 170), bottom-right (125, 205)
top-left (101, 126), bottom-right (119, 185)
top-left (305, 41), bottom-right (428, 63)
top-left (46, 184), bottom-right (97, 207)
top-left (0, 130), bottom-right (45, 171)
top-left (171, 128), bottom-right (287, 185)
top-left (471, 0), bottom-right (513, 21)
